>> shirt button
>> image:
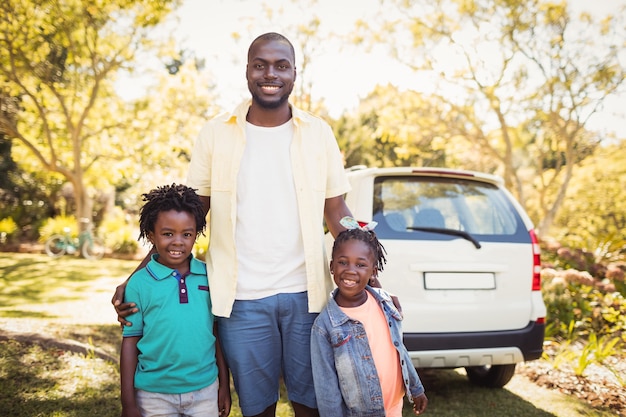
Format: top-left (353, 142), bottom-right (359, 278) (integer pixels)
top-left (181, 289), bottom-right (186, 293)
top-left (181, 279), bottom-right (185, 284)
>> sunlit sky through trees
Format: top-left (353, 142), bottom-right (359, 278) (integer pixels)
top-left (116, 0), bottom-right (626, 138)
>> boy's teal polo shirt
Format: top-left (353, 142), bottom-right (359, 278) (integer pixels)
top-left (123, 254), bottom-right (217, 394)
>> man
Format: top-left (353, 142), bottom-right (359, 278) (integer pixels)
top-left (113, 32), bottom-right (352, 417)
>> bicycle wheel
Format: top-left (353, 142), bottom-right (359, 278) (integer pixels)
top-left (81, 236), bottom-right (105, 260)
top-left (45, 235), bottom-right (67, 258)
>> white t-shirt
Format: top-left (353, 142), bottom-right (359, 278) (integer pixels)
top-left (234, 120), bottom-right (307, 299)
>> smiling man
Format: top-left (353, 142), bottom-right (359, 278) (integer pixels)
top-left (113, 32), bottom-right (352, 417)
top-left (188, 32), bottom-right (352, 417)
top-left (246, 34), bottom-right (295, 112)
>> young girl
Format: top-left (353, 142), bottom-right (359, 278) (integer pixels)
top-left (311, 217), bottom-right (428, 417)
top-left (120, 184), bottom-right (230, 417)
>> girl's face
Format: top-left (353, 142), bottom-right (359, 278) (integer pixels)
top-left (148, 210), bottom-right (197, 271)
top-left (330, 239), bottom-right (376, 307)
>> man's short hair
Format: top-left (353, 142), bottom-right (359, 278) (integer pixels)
top-left (248, 32), bottom-right (296, 64)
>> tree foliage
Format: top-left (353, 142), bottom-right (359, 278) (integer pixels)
top-left (113, 58), bottom-right (221, 211)
top-left (357, 0), bottom-right (626, 236)
top-left (334, 84), bottom-right (450, 168)
top-left (552, 143), bottom-right (626, 263)
top-left (230, 0), bottom-right (330, 115)
top-left (0, 0), bottom-right (180, 233)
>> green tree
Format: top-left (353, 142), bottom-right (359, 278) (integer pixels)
top-left (0, 0), bottom-right (180, 235)
top-left (229, 0), bottom-right (338, 116)
top-left (359, 0), bottom-right (626, 236)
top-left (112, 57), bottom-right (221, 211)
top-left (553, 143), bottom-right (626, 262)
top-left (334, 84), bottom-right (449, 168)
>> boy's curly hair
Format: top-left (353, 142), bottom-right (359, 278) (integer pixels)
top-left (332, 228), bottom-right (387, 276)
top-left (138, 184), bottom-right (206, 242)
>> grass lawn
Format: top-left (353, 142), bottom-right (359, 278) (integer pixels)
top-left (0, 253), bottom-right (617, 417)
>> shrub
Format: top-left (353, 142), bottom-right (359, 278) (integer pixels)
top-left (0, 217), bottom-right (18, 243)
top-left (38, 215), bottom-right (78, 242)
top-left (193, 233), bottom-right (209, 261)
top-left (542, 268), bottom-right (626, 343)
top-left (541, 238), bottom-right (626, 297)
top-left (100, 210), bottom-right (139, 255)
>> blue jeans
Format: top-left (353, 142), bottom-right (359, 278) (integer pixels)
top-left (135, 379), bottom-right (219, 417)
top-left (218, 292), bottom-right (318, 416)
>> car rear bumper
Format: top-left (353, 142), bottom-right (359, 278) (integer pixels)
top-left (403, 321), bottom-right (545, 368)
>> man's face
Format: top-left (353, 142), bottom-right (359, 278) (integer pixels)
top-left (246, 39), bottom-right (296, 109)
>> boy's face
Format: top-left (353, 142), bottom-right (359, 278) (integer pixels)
top-left (330, 239), bottom-right (376, 307)
top-left (148, 209), bottom-right (196, 271)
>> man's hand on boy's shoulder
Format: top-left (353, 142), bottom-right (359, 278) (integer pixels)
top-left (412, 393), bottom-right (428, 415)
top-left (112, 282), bottom-right (137, 327)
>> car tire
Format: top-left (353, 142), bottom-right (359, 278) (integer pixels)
top-left (465, 364), bottom-right (516, 388)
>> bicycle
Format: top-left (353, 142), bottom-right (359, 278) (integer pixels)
top-left (44, 220), bottom-right (106, 260)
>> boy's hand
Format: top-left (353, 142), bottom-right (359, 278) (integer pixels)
top-left (218, 384), bottom-right (231, 416)
top-left (121, 405), bottom-right (142, 417)
top-left (217, 381), bottom-right (232, 417)
top-left (112, 282), bottom-right (137, 327)
top-left (412, 393), bottom-right (428, 415)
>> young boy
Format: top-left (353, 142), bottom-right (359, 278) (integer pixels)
top-left (310, 217), bottom-right (428, 417)
top-left (120, 184), bottom-right (230, 417)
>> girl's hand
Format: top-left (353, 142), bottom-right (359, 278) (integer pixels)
top-left (412, 393), bottom-right (428, 415)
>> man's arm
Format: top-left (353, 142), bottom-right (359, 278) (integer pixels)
top-left (111, 250), bottom-right (153, 326)
top-left (323, 195), bottom-right (352, 238)
top-left (199, 195), bottom-right (210, 216)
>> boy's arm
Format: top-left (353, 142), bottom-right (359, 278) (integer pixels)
top-left (214, 321), bottom-right (231, 417)
top-left (120, 336), bottom-right (142, 417)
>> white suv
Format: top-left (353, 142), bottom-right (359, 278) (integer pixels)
top-left (336, 166), bottom-right (546, 388)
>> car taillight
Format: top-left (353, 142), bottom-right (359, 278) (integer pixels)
top-left (529, 229), bottom-right (541, 291)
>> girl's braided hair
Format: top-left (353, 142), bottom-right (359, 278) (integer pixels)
top-left (138, 184), bottom-right (206, 242)
top-left (332, 227), bottom-right (387, 276)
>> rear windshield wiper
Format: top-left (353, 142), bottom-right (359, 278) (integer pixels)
top-left (406, 227), bottom-right (481, 249)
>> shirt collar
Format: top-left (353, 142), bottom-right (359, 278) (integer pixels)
top-left (227, 99), bottom-right (307, 128)
top-left (145, 253), bottom-right (206, 281)
top-left (325, 286), bottom-right (402, 326)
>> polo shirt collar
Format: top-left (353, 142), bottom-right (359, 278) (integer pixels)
top-left (145, 253), bottom-right (205, 281)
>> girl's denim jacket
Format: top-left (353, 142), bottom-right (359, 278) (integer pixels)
top-left (310, 286), bottom-right (425, 417)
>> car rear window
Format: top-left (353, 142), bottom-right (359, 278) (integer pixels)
top-left (371, 176), bottom-right (530, 243)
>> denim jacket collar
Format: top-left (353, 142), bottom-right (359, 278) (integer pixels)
top-left (325, 285), bottom-right (403, 327)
